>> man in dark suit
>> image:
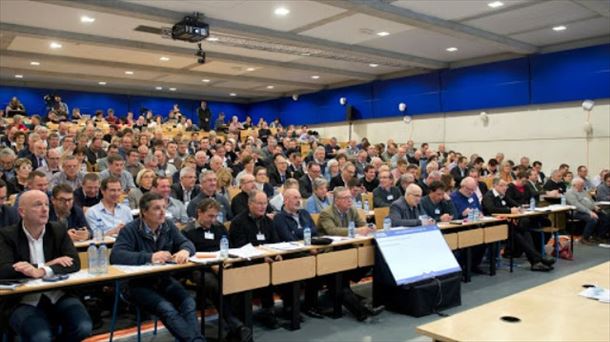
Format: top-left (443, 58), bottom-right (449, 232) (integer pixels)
top-left (482, 178), bottom-right (555, 272)
top-left (0, 190), bottom-right (92, 340)
top-left (389, 184), bottom-right (434, 227)
top-left (28, 140), bottom-right (48, 170)
top-left (299, 161), bottom-right (322, 198)
top-left (450, 156), bottom-right (468, 188)
top-left (329, 162), bottom-right (356, 191)
top-left (268, 154), bottom-right (291, 187)
top-left (170, 167), bottom-right (200, 204)
top-left (197, 101), bottom-right (212, 132)
top-left (287, 151), bottom-right (305, 180)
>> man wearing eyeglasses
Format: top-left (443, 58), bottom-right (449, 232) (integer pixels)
top-left (49, 184), bottom-right (90, 242)
top-left (389, 183), bottom-right (434, 227)
top-left (50, 155), bottom-right (86, 190)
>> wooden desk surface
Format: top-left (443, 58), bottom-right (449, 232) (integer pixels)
top-left (492, 205), bottom-right (574, 219)
top-left (73, 236), bottom-right (116, 249)
top-left (437, 217), bottom-right (505, 230)
top-left (417, 262), bottom-right (610, 342)
top-left (0, 262), bottom-right (203, 297)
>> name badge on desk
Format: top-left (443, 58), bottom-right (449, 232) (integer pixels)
top-left (468, 198), bottom-right (474, 203)
top-left (387, 195), bottom-right (394, 201)
top-left (501, 200), bottom-right (506, 206)
top-left (434, 209), bottom-right (440, 215)
top-left (256, 233), bottom-right (265, 241)
top-left (204, 232), bottom-right (214, 240)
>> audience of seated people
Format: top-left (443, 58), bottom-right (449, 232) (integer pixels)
top-left (1, 101), bottom-right (609, 341)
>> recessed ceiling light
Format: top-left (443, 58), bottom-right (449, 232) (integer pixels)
top-left (49, 42), bottom-right (62, 49)
top-left (369, 63), bottom-right (379, 68)
top-left (207, 37), bottom-right (219, 42)
top-left (160, 56), bottom-right (170, 61)
top-left (14, 74), bottom-right (23, 79)
top-left (124, 71), bottom-right (134, 75)
top-left (266, 85), bottom-right (275, 89)
top-left (311, 75), bottom-right (320, 79)
top-left (301, 52), bottom-right (311, 56)
top-left (202, 79), bottom-right (211, 83)
top-left (246, 67), bottom-right (256, 71)
top-left (446, 47), bottom-right (458, 52)
top-left (169, 87), bottom-right (177, 91)
top-left (30, 61), bottom-right (40, 66)
top-left (377, 31), bottom-right (390, 37)
top-left (229, 93), bottom-right (237, 97)
top-left (553, 25), bottom-right (567, 31)
top-left (80, 15), bottom-right (96, 23)
top-left (155, 86), bottom-right (163, 90)
top-left (487, 1), bottom-right (504, 8)
top-left (274, 7), bottom-right (290, 16)
top-left (98, 81), bottom-right (106, 85)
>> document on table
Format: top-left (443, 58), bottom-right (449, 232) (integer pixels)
top-left (189, 252), bottom-right (221, 264)
top-left (228, 243), bottom-right (265, 259)
top-left (264, 242), bottom-right (304, 251)
top-left (579, 286), bottom-right (610, 303)
top-left (23, 271), bottom-right (97, 288)
top-left (113, 264), bottom-right (171, 274)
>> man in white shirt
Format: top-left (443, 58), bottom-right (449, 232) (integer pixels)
top-left (85, 176), bottom-right (133, 236)
top-left (0, 190), bottom-right (92, 340)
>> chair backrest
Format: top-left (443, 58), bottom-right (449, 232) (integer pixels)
top-left (482, 176), bottom-right (494, 190)
top-left (374, 207), bottom-right (390, 229)
top-left (79, 251), bottom-right (88, 269)
top-left (310, 213), bottom-right (320, 226)
top-left (357, 208), bottom-right (367, 223)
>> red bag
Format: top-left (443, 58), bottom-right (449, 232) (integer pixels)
top-left (546, 235), bottom-right (573, 260)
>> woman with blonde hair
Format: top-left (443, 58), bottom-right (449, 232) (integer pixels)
top-left (216, 167), bottom-right (233, 202)
top-left (498, 160), bottom-right (515, 183)
top-left (127, 168), bottom-right (155, 209)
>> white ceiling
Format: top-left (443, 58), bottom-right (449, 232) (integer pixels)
top-left (1, 0), bottom-right (609, 102)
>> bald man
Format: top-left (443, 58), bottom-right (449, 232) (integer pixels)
top-left (0, 190), bottom-right (92, 341)
top-left (450, 177), bottom-right (482, 219)
top-left (389, 184), bottom-right (435, 227)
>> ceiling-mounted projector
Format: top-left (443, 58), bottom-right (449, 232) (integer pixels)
top-left (172, 13), bottom-right (209, 43)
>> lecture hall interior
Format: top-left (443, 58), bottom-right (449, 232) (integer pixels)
top-left (0, 1), bottom-right (609, 341)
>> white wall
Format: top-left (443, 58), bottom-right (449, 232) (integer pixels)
top-left (310, 100), bottom-right (610, 176)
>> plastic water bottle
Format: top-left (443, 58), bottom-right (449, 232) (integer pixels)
top-left (363, 200), bottom-right (370, 212)
top-left (473, 208), bottom-right (479, 222)
top-left (383, 216), bottom-right (391, 230)
top-left (94, 218), bottom-right (104, 243)
top-left (467, 209), bottom-right (475, 222)
top-left (219, 235), bottom-right (229, 259)
top-left (348, 221), bottom-right (356, 238)
top-left (355, 200), bottom-right (362, 209)
top-left (529, 197), bottom-right (536, 210)
top-left (560, 193), bottom-right (566, 206)
top-left (87, 243), bottom-right (98, 275)
top-left (303, 227), bottom-right (312, 246)
top-left (217, 210), bottom-right (224, 224)
top-left (98, 243), bottom-right (108, 274)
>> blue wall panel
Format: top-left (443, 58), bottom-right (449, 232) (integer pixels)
top-left (372, 72), bottom-right (441, 117)
top-left (440, 57), bottom-right (530, 112)
top-left (530, 44), bottom-right (610, 104)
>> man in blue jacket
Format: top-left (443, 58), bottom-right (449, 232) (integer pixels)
top-left (110, 192), bottom-right (202, 342)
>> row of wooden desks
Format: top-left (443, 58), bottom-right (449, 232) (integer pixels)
top-left (417, 261), bottom-right (610, 342)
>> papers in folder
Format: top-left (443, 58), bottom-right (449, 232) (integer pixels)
top-left (579, 286), bottom-right (610, 303)
top-left (227, 243), bottom-right (265, 259)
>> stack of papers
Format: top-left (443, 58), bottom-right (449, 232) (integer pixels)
top-left (189, 252), bottom-right (221, 264)
top-left (113, 264), bottom-right (168, 273)
top-left (228, 243), bottom-right (265, 259)
top-left (264, 242), bottom-right (304, 251)
top-left (578, 286), bottom-right (610, 303)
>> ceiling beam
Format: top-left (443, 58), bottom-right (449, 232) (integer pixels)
top-left (0, 49), bottom-right (323, 91)
top-left (0, 22), bottom-right (376, 82)
top-left (0, 66), bottom-right (278, 99)
top-left (31, 0), bottom-right (447, 69)
top-left (571, 0), bottom-right (610, 18)
top-left (318, 0), bottom-right (538, 55)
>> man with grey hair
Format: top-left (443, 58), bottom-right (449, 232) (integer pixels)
top-left (50, 155), bottom-right (86, 190)
top-left (171, 166), bottom-right (199, 205)
top-left (329, 162), bottom-right (356, 191)
top-left (305, 177), bottom-right (331, 214)
top-left (0, 147), bottom-right (17, 182)
top-left (390, 146), bottom-right (408, 168)
top-left (398, 173), bottom-right (416, 196)
top-left (566, 178), bottom-right (609, 245)
top-left (231, 173), bottom-right (271, 216)
top-left (389, 183), bottom-right (433, 227)
top-left (186, 170), bottom-right (231, 219)
top-left (373, 170), bottom-right (401, 208)
top-left (418, 170), bottom-right (442, 196)
top-left (318, 186), bottom-right (374, 236)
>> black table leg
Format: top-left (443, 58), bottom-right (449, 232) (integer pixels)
top-left (289, 282), bottom-right (301, 331)
top-left (217, 264), bottom-right (224, 342)
top-left (242, 291), bottom-right (253, 332)
top-left (464, 248), bottom-right (472, 283)
top-left (510, 223), bottom-right (514, 273)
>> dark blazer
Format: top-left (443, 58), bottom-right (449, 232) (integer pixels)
top-left (182, 222), bottom-right (228, 252)
top-left (229, 212), bottom-right (279, 248)
top-left (478, 181), bottom-right (489, 196)
top-left (269, 169), bottom-right (290, 187)
top-left (481, 190), bottom-right (519, 216)
top-left (299, 175), bottom-right (314, 198)
top-left (48, 203), bottom-right (91, 235)
top-left (506, 183), bottom-right (534, 206)
top-left (450, 167), bottom-right (467, 187)
top-left (27, 153), bottom-right (46, 170)
top-left (329, 175), bottom-right (346, 191)
top-left (373, 186), bottom-right (402, 208)
top-left (288, 164), bottom-right (304, 180)
top-left (186, 192), bottom-right (232, 220)
top-left (0, 221), bottom-right (80, 328)
top-left (170, 183), bottom-right (201, 203)
top-left (0, 204), bottom-right (20, 229)
top-left (273, 209), bottom-right (317, 241)
top-left (389, 197), bottom-right (425, 227)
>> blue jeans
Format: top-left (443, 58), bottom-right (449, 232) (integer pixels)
top-left (128, 277), bottom-right (204, 342)
top-left (9, 295), bottom-right (92, 342)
